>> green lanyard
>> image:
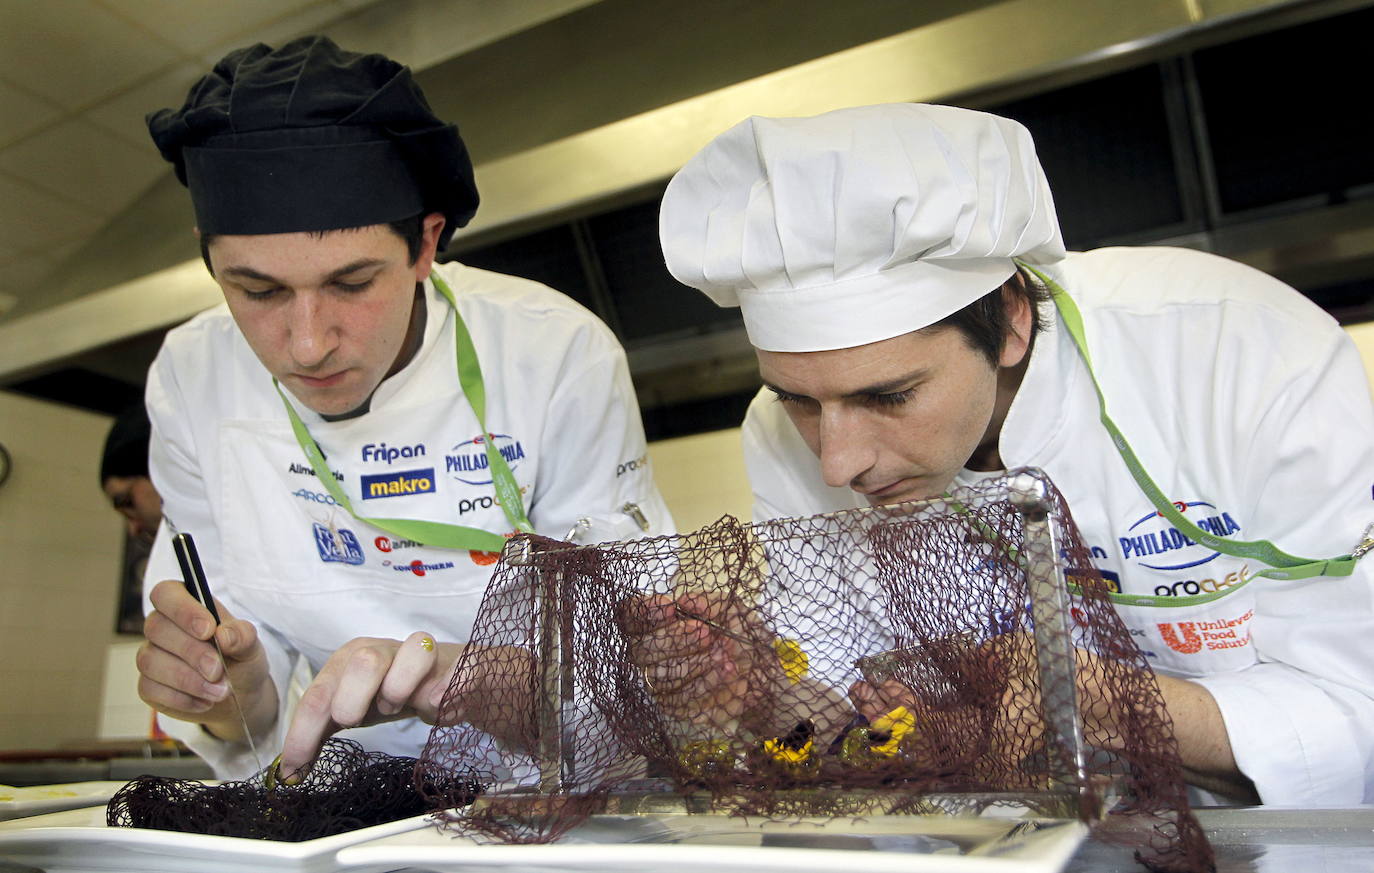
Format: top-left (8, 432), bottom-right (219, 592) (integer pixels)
top-left (275, 272), bottom-right (534, 553)
top-left (1016, 261), bottom-right (1360, 606)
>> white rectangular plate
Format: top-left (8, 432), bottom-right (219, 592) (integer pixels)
top-left (0, 804), bottom-right (436, 873)
top-left (0, 782), bottom-right (127, 822)
top-left (335, 813), bottom-right (1088, 873)
top-left (0, 802), bottom-right (1087, 873)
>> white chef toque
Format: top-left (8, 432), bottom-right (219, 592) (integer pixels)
top-left (659, 103), bottom-right (1066, 352)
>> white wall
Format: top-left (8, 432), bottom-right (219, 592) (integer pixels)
top-left (646, 427), bottom-right (754, 533)
top-left (0, 391), bottom-right (129, 749)
top-left (1344, 322), bottom-right (1374, 390)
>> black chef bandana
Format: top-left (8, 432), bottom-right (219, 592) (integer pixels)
top-left (100, 404), bottom-right (151, 485)
top-left (147, 35), bottom-right (478, 248)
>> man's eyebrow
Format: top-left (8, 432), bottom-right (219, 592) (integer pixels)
top-left (220, 258), bottom-right (388, 284)
top-left (219, 265), bottom-right (279, 283)
top-left (762, 381), bottom-right (807, 400)
top-left (844, 368), bottom-right (928, 397)
top-left (764, 368), bottom-right (929, 401)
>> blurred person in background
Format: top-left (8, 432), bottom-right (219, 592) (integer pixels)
top-left (100, 403), bottom-right (161, 546)
top-left (101, 403), bottom-right (163, 634)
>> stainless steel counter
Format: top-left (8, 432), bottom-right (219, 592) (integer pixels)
top-left (0, 756), bottom-right (211, 787)
top-left (0, 798), bottom-right (1369, 872)
top-left (1065, 807), bottom-right (1374, 873)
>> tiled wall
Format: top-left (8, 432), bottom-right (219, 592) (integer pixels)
top-left (0, 391), bottom-right (127, 749)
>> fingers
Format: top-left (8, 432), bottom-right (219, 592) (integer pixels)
top-left (648, 627), bottom-right (749, 725)
top-left (438, 645), bottom-right (539, 749)
top-left (614, 593), bottom-right (678, 635)
top-left (136, 641), bottom-right (228, 715)
top-left (617, 590), bottom-right (777, 729)
top-left (148, 578), bottom-right (216, 640)
top-left (142, 580), bottom-right (231, 694)
top-left (849, 679), bottom-right (917, 722)
top-left (214, 617), bottom-right (259, 662)
top-left (279, 641), bottom-right (384, 778)
top-left (376, 632), bottom-right (438, 716)
top-left (279, 633), bottom-right (442, 782)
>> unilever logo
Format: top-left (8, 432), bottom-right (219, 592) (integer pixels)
top-left (1158, 609), bottom-right (1254, 654)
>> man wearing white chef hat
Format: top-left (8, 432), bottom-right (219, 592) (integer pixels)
top-left (656, 102), bottom-right (1374, 806)
top-left (137, 35), bottom-right (671, 782)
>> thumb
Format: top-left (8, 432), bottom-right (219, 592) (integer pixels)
top-left (215, 617), bottom-right (260, 660)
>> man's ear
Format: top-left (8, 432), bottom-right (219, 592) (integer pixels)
top-left (413, 212), bottom-right (446, 280)
top-left (998, 275), bottom-right (1034, 369)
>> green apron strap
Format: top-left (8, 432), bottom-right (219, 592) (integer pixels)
top-left (276, 270), bottom-right (534, 553)
top-left (1017, 260), bottom-right (1359, 584)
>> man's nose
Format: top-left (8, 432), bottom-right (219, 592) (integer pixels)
top-left (817, 406), bottom-right (875, 490)
top-left (288, 294), bottom-right (338, 368)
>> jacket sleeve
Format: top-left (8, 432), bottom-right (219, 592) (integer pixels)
top-left (144, 338), bottom-right (306, 780)
top-left (1191, 314), bottom-right (1374, 805)
top-left (526, 322), bottom-right (675, 544)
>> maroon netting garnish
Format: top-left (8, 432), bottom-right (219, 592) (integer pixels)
top-left (108, 470), bottom-right (1211, 871)
top-left (421, 469), bottom-right (1213, 872)
top-left (106, 737), bottom-right (479, 841)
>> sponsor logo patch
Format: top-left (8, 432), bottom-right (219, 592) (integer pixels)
top-left (361, 468), bottom-right (436, 500)
top-left (289, 461), bottom-right (343, 481)
top-left (313, 522), bottom-right (364, 565)
top-left (292, 488), bottom-right (339, 506)
top-left (374, 536), bottom-right (422, 553)
top-left (446, 433), bottom-right (526, 485)
top-left (1065, 566), bottom-right (1121, 594)
top-left (617, 454), bottom-right (647, 477)
top-left (1158, 609), bottom-right (1254, 654)
top-left (392, 559), bottom-right (455, 577)
top-left (361, 442), bottom-right (426, 465)
top-left (1153, 565), bottom-right (1250, 598)
top-left (470, 531), bottom-right (519, 567)
top-left (1118, 500), bottom-right (1242, 571)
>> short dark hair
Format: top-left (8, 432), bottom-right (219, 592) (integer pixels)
top-left (100, 404), bottom-right (151, 484)
top-left (198, 213), bottom-right (427, 274)
top-left (925, 267), bottom-right (1051, 365)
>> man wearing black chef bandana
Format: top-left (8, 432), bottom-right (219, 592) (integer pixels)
top-left (137, 36), bottom-right (672, 781)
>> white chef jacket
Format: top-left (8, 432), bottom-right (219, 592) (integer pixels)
top-left (742, 246), bottom-right (1374, 806)
top-left (145, 260), bottom-right (674, 778)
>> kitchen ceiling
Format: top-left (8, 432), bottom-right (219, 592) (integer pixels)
top-left (2, 0), bottom-right (1370, 411)
top-left (0, 0), bottom-right (602, 322)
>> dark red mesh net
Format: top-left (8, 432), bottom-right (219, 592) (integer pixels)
top-left (420, 469), bottom-right (1213, 872)
top-left (106, 470), bottom-right (1211, 870)
top-left (106, 737), bottom-right (479, 841)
